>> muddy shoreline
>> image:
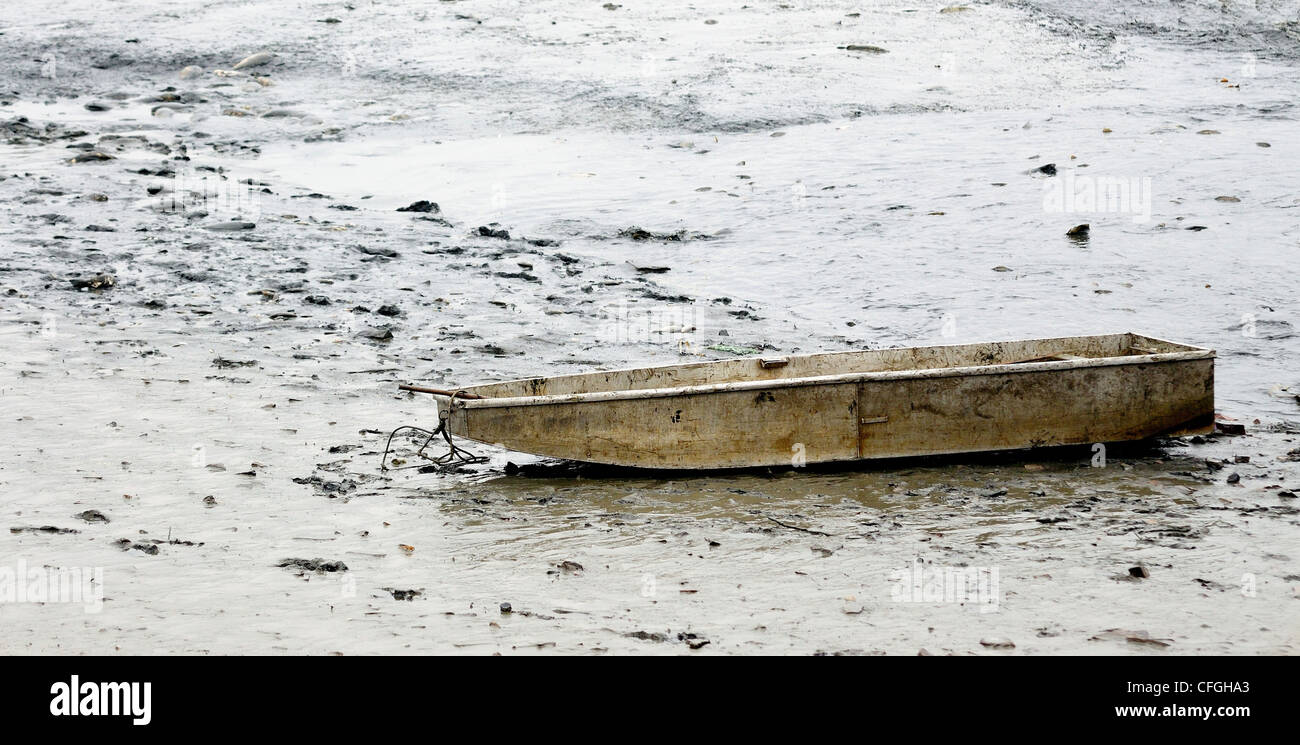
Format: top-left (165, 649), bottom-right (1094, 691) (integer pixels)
top-left (1, 0), bottom-right (1297, 654)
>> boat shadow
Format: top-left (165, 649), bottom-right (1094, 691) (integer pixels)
top-left (498, 437), bottom-right (1188, 481)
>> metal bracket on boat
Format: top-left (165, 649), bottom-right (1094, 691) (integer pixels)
top-left (382, 389), bottom-right (487, 471)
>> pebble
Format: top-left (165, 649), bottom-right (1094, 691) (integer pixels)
top-left (204, 221), bottom-right (256, 231)
top-left (233, 52), bottom-right (275, 70)
top-left (69, 274), bottom-right (115, 291)
top-left (396, 200), bottom-right (439, 213)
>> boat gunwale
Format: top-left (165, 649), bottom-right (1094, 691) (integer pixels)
top-left (451, 343), bottom-right (1215, 410)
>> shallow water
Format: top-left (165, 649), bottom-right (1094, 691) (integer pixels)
top-left (0, 0), bottom-right (1297, 654)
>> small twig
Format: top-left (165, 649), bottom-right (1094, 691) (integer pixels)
top-left (765, 516), bottom-right (834, 537)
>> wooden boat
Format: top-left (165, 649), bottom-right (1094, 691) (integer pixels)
top-left (399, 333), bottom-right (1214, 470)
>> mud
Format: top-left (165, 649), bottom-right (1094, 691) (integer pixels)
top-left (0, 0), bottom-right (1297, 654)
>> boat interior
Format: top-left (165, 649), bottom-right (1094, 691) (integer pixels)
top-left (463, 333), bottom-right (1206, 399)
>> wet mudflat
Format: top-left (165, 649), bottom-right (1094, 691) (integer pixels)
top-left (0, 0), bottom-right (1297, 654)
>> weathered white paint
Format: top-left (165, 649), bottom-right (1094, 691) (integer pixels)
top-left (418, 333), bottom-right (1215, 469)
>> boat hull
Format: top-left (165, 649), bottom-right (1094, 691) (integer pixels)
top-left (435, 334), bottom-right (1215, 470)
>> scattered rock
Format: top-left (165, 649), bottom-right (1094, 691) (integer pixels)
top-left (626, 630), bottom-right (667, 642)
top-left (277, 558), bottom-right (348, 573)
top-left (1215, 420), bottom-right (1245, 435)
top-left (69, 274), bottom-right (115, 291)
top-left (75, 510), bottom-right (110, 524)
top-left (1090, 629), bottom-right (1171, 647)
top-left (212, 357), bottom-right (256, 369)
top-left (204, 221), bottom-right (255, 231)
top-left (1128, 565), bottom-right (1150, 579)
top-left (233, 52), bottom-right (275, 70)
top-left (70, 151), bottom-right (115, 163)
top-left (396, 200), bottom-right (439, 213)
top-left (115, 540), bottom-right (159, 555)
top-left (10, 525), bottom-right (80, 535)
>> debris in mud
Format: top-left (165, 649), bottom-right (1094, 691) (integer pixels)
top-left (642, 289), bottom-right (693, 303)
top-left (1090, 629), bottom-right (1171, 647)
top-left (500, 602), bottom-right (512, 614)
top-left (1215, 420), bottom-right (1245, 435)
top-left (708, 343), bottom-right (759, 355)
top-left (1031, 163), bottom-right (1057, 176)
top-left (203, 221), bottom-right (256, 231)
top-left (494, 270), bottom-right (539, 283)
top-left (629, 262), bottom-right (670, 274)
top-left (396, 200), bottom-right (439, 213)
top-left (69, 151), bottom-right (115, 163)
top-left (1066, 223), bottom-right (1090, 240)
top-left (212, 357), bottom-right (257, 369)
top-left (357, 245), bottom-right (398, 258)
top-left (75, 510), bottom-right (110, 524)
top-left (476, 225), bottom-right (510, 239)
top-left (626, 630), bottom-right (667, 642)
top-left (1128, 566), bottom-right (1150, 579)
top-left (383, 588), bottom-right (422, 601)
top-left (979, 638), bottom-right (1015, 649)
top-left (843, 44), bottom-right (889, 54)
top-left (677, 632), bottom-right (710, 650)
top-left (765, 515), bottom-right (834, 537)
top-left (376, 304), bottom-right (401, 317)
top-left (618, 226), bottom-right (712, 242)
top-left (233, 51), bottom-right (275, 70)
top-left (114, 539), bottom-right (158, 555)
top-left (555, 560), bottom-right (584, 573)
top-left (11, 526), bottom-right (80, 535)
top-left (277, 558), bottom-right (348, 573)
top-left (69, 274), bottom-right (115, 291)
top-left (358, 326), bottom-right (394, 341)
top-left (292, 474), bottom-right (359, 497)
